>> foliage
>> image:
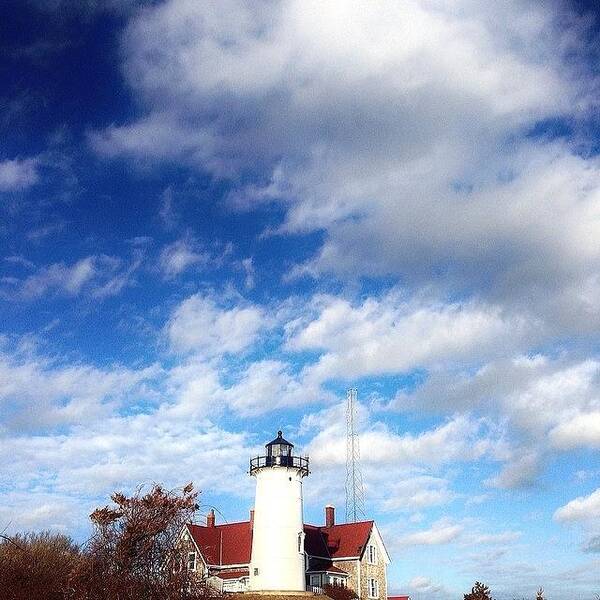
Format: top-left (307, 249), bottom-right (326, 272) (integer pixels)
top-left (464, 581), bottom-right (493, 600)
top-left (68, 482), bottom-right (220, 600)
top-left (0, 531), bottom-right (80, 600)
top-left (323, 582), bottom-right (359, 600)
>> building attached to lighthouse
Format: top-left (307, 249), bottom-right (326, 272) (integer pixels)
top-left (180, 431), bottom-right (390, 597)
top-left (249, 431), bottom-right (309, 592)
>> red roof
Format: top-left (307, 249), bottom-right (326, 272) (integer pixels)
top-left (188, 521), bottom-right (252, 565)
top-left (319, 521), bottom-right (374, 559)
top-left (187, 519), bottom-right (373, 567)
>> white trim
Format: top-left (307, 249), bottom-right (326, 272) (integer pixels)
top-left (368, 578), bottom-right (379, 599)
top-left (368, 524), bottom-right (391, 564)
top-left (180, 525), bottom-right (208, 570)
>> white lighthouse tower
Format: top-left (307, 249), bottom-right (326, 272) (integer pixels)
top-left (249, 431), bottom-right (309, 592)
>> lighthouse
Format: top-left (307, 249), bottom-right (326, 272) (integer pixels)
top-left (249, 431), bottom-right (310, 592)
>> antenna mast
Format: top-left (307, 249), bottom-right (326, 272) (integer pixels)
top-left (345, 388), bottom-right (366, 522)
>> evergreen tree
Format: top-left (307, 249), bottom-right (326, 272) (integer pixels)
top-left (464, 581), bottom-right (493, 600)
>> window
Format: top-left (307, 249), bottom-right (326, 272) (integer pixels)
top-left (367, 544), bottom-right (377, 564)
top-left (368, 578), bottom-right (379, 598)
top-left (254, 568), bottom-right (259, 576)
top-left (187, 552), bottom-right (196, 571)
top-left (310, 575), bottom-right (321, 587)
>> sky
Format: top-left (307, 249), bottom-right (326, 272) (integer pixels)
top-left (1, 0), bottom-right (600, 598)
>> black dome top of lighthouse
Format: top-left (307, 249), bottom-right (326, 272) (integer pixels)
top-left (250, 430), bottom-right (309, 476)
top-left (266, 430), bottom-right (294, 448)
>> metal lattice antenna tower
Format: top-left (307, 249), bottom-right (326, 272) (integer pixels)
top-left (345, 388), bottom-right (366, 522)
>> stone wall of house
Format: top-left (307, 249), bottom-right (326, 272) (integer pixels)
top-left (176, 532), bottom-right (206, 579)
top-left (357, 535), bottom-right (387, 600)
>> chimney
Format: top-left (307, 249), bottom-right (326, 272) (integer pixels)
top-left (325, 504), bottom-right (335, 528)
top-left (206, 509), bottom-right (215, 527)
top-left (250, 508), bottom-right (254, 530)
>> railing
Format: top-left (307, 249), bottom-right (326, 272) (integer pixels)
top-left (249, 454), bottom-right (310, 475)
top-left (310, 586), bottom-right (324, 594)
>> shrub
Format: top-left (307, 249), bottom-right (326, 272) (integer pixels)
top-left (323, 582), bottom-right (359, 600)
top-left (0, 531), bottom-right (79, 600)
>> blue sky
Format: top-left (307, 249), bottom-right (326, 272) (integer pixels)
top-left (1, 1), bottom-right (600, 598)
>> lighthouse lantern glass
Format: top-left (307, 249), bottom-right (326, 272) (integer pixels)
top-left (271, 442), bottom-right (290, 457)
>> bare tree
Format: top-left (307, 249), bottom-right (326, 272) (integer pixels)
top-left (0, 530), bottom-right (79, 600)
top-left (69, 482), bottom-right (220, 600)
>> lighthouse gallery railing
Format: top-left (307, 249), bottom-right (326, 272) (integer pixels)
top-left (249, 455), bottom-right (309, 476)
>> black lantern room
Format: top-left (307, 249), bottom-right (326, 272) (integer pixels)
top-left (266, 430), bottom-right (293, 458)
top-left (249, 430), bottom-right (309, 476)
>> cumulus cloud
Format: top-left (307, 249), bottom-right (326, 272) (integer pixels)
top-left (0, 418), bottom-right (255, 535)
top-left (393, 355), bottom-right (600, 443)
top-left (308, 414), bottom-right (502, 468)
top-left (554, 488), bottom-right (600, 522)
top-left (379, 475), bottom-right (455, 512)
top-left (302, 404), bottom-right (506, 516)
top-left (0, 157), bottom-right (39, 191)
top-left (0, 342), bottom-right (160, 432)
top-left (396, 519), bottom-right (463, 547)
top-left (286, 291), bottom-right (527, 384)
top-left (221, 359), bottom-right (321, 416)
top-left (89, 0), bottom-right (600, 338)
top-left (549, 411), bottom-right (600, 449)
top-left (166, 293), bottom-right (269, 356)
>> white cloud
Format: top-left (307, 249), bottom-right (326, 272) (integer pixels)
top-left (485, 450), bottom-right (541, 490)
top-left (394, 355), bottom-right (600, 442)
top-left (287, 291), bottom-right (526, 383)
top-left (396, 519), bottom-right (463, 547)
top-left (166, 293), bottom-right (269, 356)
top-left (158, 237), bottom-right (209, 279)
top-left (554, 488), bottom-right (600, 522)
top-left (379, 475), bottom-right (455, 512)
top-left (0, 418), bottom-right (255, 535)
top-left (0, 343), bottom-right (160, 432)
top-left (89, 0), bottom-right (600, 340)
top-left (1, 254), bottom-right (141, 300)
top-left (409, 576), bottom-right (443, 593)
top-left (308, 414), bottom-right (501, 468)
top-left (549, 412), bottom-right (600, 450)
top-left (0, 157), bottom-right (39, 191)
top-left (222, 359), bottom-right (321, 416)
